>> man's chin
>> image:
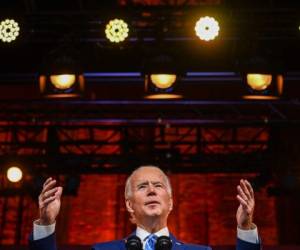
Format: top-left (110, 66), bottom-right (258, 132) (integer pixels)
top-left (144, 209), bottom-right (162, 217)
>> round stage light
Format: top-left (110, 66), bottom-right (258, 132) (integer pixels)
top-left (7, 166), bottom-right (23, 183)
top-left (150, 74), bottom-right (177, 89)
top-left (50, 74), bottom-right (76, 90)
top-left (105, 19), bottom-right (129, 43)
top-left (0, 19), bottom-right (20, 43)
top-left (246, 74), bottom-right (272, 91)
top-left (195, 16), bottom-right (219, 41)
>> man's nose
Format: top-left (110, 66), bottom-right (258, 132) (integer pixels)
top-left (147, 184), bottom-right (156, 195)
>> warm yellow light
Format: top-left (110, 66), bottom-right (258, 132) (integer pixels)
top-left (247, 74), bottom-right (272, 91)
top-left (50, 74), bottom-right (76, 89)
top-left (7, 166), bottom-right (23, 183)
top-left (145, 94), bottom-right (182, 99)
top-left (0, 19), bottom-right (20, 43)
top-left (243, 95), bottom-right (279, 100)
top-left (150, 74), bottom-right (177, 89)
top-left (195, 16), bottom-right (220, 41)
top-left (105, 19), bottom-right (129, 43)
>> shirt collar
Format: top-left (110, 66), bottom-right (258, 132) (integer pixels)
top-left (136, 226), bottom-right (169, 242)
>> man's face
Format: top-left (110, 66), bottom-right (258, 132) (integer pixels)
top-left (126, 167), bottom-right (173, 224)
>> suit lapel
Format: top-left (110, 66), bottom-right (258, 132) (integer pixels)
top-left (170, 233), bottom-right (184, 250)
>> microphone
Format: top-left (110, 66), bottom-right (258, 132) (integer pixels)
top-left (125, 236), bottom-right (143, 250)
top-left (155, 236), bottom-right (172, 250)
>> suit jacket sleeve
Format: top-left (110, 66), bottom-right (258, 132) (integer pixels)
top-left (28, 232), bottom-right (57, 250)
top-left (236, 238), bottom-right (261, 250)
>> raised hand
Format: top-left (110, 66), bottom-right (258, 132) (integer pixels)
top-left (236, 179), bottom-right (255, 230)
top-left (38, 177), bottom-right (63, 225)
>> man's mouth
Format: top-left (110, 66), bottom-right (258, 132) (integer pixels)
top-left (145, 201), bottom-right (160, 206)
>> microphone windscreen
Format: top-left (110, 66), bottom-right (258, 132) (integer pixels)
top-left (125, 236), bottom-right (143, 250)
top-left (155, 236), bottom-right (172, 250)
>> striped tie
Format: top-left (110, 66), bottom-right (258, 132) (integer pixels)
top-left (145, 234), bottom-right (158, 250)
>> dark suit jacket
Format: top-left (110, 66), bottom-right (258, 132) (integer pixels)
top-left (29, 232), bottom-right (261, 250)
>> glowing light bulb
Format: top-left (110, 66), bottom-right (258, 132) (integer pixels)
top-left (7, 166), bottom-right (23, 183)
top-left (105, 19), bottom-right (129, 43)
top-left (0, 19), bottom-right (20, 43)
top-left (195, 16), bottom-right (220, 41)
top-left (150, 74), bottom-right (177, 89)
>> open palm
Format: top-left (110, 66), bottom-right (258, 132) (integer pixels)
top-left (236, 179), bottom-right (255, 230)
top-left (38, 178), bottom-right (63, 225)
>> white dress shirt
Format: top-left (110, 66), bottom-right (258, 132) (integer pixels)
top-left (136, 227), bottom-right (169, 249)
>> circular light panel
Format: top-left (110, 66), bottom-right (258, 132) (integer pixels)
top-left (105, 19), bottom-right (129, 43)
top-left (0, 19), bottom-right (20, 43)
top-left (195, 16), bottom-right (219, 41)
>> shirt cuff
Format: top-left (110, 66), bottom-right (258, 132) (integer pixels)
top-left (237, 224), bottom-right (259, 244)
top-left (33, 220), bottom-right (56, 240)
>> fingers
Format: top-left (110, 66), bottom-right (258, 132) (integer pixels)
top-left (43, 177), bottom-right (53, 188)
top-left (240, 179), bottom-right (252, 199)
top-left (237, 179), bottom-right (254, 202)
top-left (44, 187), bottom-right (59, 198)
top-left (43, 195), bottom-right (56, 205)
top-left (56, 187), bottom-right (63, 199)
top-left (236, 194), bottom-right (248, 208)
top-left (236, 179), bottom-right (255, 212)
top-left (39, 178), bottom-right (63, 208)
top-left (244, 180), bottom-right (254, 197)
top-left (237, 185), bottom-right (248, 202)
top-left (42, 178), bottom-right (57, 194)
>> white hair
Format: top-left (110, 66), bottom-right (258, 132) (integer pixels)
top-left (124, 165), bottom-right (172, 199)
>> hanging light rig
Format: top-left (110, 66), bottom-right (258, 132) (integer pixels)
top-left (39, 49), bottom-right (85, 98)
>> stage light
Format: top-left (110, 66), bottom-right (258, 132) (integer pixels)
top-left (145, 74), bottom-right (182, 99)
top-left (240, 56), bottom-right (284, 100)
top-left (7, 166), bottom-right (23, 183)
top-left (40, 74), bottom-right (84, 98)
top-left (243, 74), bottom-right (283, 100)
top-left (195, 16), bottom-right (219, 41)
top-left (143, 54), bottom-right (182, 99)
top-left (105, 19), bottom-right (129, 43)
top-left (0, 19), bottom-right (20, 43)
top-left (50, 74), bottom-right (76, 90)
top-left (246, 74), bottom-right (272, 91)
top-left (150, 74), bottom-right (177, 89)
top-left (39, 52), bottom-right (85, 98)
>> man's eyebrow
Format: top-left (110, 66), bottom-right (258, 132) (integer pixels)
top-left (136, 181), bottom-right (149, 187)
top-left (151, 181), bottom-right (163, 185)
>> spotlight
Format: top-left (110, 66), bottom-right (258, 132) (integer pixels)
top-left (143, 54), bottom-right (182, 99)
top-left (246, 74), bottom-right (272, 91)
top-left (6, 166), bottom-right (23, 183)
top-left (241, 56), bottom-right (284, 100)
top-left (0, 19), bottom-right (20, 43)
top-left (145, 74), bottom-right (181, 99)
top-left (243, 73), bottom-right (283, 100)
top-left (150, 74), bottom-right (177, 89)
top-left (195, 16), bottom-right (219, 41)
top-left (105, 19), bottom-right (129, 43)
top-left (39, 52), bottom-right (85, 98)
top-left (50, 74), bottom-right (76, 90)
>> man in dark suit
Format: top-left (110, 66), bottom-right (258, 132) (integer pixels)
top-left (29, 166), bottom-right (260, 250)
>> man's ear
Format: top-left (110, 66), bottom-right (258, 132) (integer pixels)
top-left (126, 199), bottom-right (134, 213)
top-left (169, 197), bottom-right (173, 212)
